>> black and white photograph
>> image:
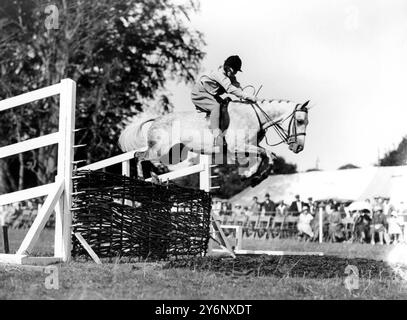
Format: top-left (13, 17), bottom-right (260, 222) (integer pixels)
top-left (1, 0), bottom-right (407, 303)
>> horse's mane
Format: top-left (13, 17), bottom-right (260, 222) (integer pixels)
top-left (228, 99), bottom-right (297, 124)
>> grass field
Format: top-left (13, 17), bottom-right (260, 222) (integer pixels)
top-left (1, 229), bottom-right (407, 300)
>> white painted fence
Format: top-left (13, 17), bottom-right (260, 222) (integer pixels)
top-left (0, 79), bottom-right (76, 265)
top-left (0, 78), bottom-right (232, 265)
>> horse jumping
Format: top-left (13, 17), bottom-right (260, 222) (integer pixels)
top-left (119, 99), bottom-right (310, 181)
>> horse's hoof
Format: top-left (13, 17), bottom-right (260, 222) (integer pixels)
top-left (150, 172), bottom-right (160, 184)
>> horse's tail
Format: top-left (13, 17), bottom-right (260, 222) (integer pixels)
top-left (119, 116), bottom-right (155, 152)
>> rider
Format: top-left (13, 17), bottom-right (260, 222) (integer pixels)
top-left (191, 55), bottom-right (259, 147)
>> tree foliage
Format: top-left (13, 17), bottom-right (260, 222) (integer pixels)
top-left (0, 0), bottom-right (205, 193)
top-left (378, 136), bottom-right (407, 166)
top-left (210, 156), bottom-right (297, 199)
top-left (271, 156), bottom-right (297, 175)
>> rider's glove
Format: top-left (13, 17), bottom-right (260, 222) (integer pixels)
top-left (246, 96), bottom-right (257, 103)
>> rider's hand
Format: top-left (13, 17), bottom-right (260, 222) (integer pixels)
top-left (246, 96), bottom-right (257, 103)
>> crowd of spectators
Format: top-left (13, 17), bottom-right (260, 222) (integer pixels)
top-left (212, 194), bottom-right (407, 244)
top-left (0, 200), bottom-right (54, 229)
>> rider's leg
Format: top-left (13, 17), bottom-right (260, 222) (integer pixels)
top-left (209, 104), bottom-right (223, 146)
top-left (191, 91), bottom-right (223, 147)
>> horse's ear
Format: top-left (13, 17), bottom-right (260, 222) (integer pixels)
top-left (301, 100), bottom-right (310, 109)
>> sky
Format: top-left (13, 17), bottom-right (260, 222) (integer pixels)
top-left (167, 0), bottom-right (407, 172)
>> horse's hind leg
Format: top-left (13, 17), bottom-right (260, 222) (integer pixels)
top-left (134, 150), bottom-right (147, 179)
top-left (134, 146), bottom-right (164, 180)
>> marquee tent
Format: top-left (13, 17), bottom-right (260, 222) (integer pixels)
top-left (229, 166), bottom-right (407, 207)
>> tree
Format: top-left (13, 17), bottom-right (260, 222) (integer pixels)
top-left (378, 136), bottom-right (407, 166)
top-left (0, 0), bottom-right (205, 194)
top-left (208, 156), bottom-right (297, 199)
top-left (337, 163), bottom-right (360, 170)
top-left (271, 156), bottom-right (297, 175)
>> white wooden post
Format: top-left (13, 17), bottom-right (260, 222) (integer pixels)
top-left (55, 79), bottom-right (76, 262)
top-left (122, 160), bottom-right (131, 177)
top-left (236, 226), bottom-right (243, 251)
top-left (122, 160), bottom-right (132, 206)
top-left (0, 78), bottom-right (77, 266)
top-left (319, 206), bottom-right (323, 243)
top-left (199, 155), bottom-right (211, 192)
top-left (199, 155), bottom-right (236, 257)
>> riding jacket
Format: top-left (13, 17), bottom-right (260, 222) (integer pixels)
top-left (198, 66), bottom-right (256, 101)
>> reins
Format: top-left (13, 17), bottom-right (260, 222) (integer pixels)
top-left (240, 85), bottom-right (308, 147)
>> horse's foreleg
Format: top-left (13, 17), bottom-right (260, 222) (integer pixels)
top-left (232, 145), bottom-right (267, 178)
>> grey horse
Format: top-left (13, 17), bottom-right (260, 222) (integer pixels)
top-left (119, 99), bottom-right (309, 181)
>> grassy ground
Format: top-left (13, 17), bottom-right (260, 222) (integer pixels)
top-left (1, 229), bottom-right (407, 299)
top-left (241, 238), bottom-right (394, 261)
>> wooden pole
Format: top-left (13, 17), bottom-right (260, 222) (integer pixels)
top-left (55, 79), bottom-right (76, 262)
top-left (319, 207), bottom-right (323, 243)
top-left (2, 226), bottom-right (9, 254)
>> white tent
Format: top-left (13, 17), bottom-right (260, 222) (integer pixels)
top-left (229, 166), bottom-right (407, 207)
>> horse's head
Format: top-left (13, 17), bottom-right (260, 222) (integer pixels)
top-left (287, 101), bottom-right (309, 153)
top-left (259, 99), bottom-right (310, 154)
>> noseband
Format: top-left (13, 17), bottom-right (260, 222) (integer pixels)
top-left (251, 102), bottom-right (307, 147)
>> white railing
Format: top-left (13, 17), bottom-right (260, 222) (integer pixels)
top-left (77, 149), bottom-right (213, 192)
top-left (0, 78), bottom-right (232, 265)
top-left (0, 79), bottom-right (76, 265)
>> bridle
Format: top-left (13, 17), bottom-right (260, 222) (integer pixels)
top-left (249, 101), bottom-right (308, 147)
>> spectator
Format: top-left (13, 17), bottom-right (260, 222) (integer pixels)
top-left (325, 200), bottom-right (334, 215)
top-left (306, 197), bottom-right (314, 213)
top-left (375, 196), bottom-right (384, 206)
top-left (232, 203), bottom-right (245, 219)
top-left (212, 200), bottom-right (222, 215)
top-left (387, 209), bottom-right (403, 244)
top-left (328, 204), bottom-right (345, 242)
top-left (250, 196), bottom-right (261, 216)
top-left (297, 206), bottom-right (314, 241)
top-left (353, 209), bottom-right (371, 243)
top-left (220, 201), bottom-right (230, 215)
top-left (364, 198), bottom-right (372, 212)
top-left (275, 200), bottom-right (288, 217)
top-left (261, 193), bottom-right (275, 216)
top-left (289, 194), bottom-right (305, 216)
top-left (243, 206), bottom-right (251, 217)
top-left (383, 198), bottom-right (393, 216)
top-left (370, 205), bottom-right (388, 245)
top-left (338, 203), bottom-right (347, 218)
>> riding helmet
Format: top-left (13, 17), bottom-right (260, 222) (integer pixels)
top-left (224, 55), bottom-right (242, 72)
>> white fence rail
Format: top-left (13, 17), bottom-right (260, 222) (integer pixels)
top-left (0, 79), bottom-right (76, 265)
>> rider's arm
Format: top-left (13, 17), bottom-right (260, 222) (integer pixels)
top-left (211, 68), bottom-right (257, 102)
top-left (226, 81), bottom-right (257, 102)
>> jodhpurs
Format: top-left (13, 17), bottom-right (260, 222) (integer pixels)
top-left (191, 85), bottom-right (222, 131)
